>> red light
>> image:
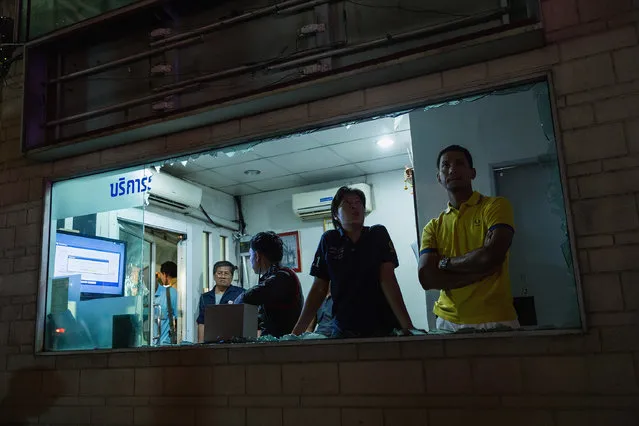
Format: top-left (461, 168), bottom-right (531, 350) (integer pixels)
top-left (55, 328), bottom-right (65, 334)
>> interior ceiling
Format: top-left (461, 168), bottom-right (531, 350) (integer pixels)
top-left (163, 114), bottom-right (412, 196)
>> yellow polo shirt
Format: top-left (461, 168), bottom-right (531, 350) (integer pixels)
top-left (420, 191), bottom-right (517, 324)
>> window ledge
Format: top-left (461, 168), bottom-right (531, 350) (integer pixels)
top-left (35, 327), bottom-right (586, 357)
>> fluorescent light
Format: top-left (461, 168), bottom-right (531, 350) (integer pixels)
top-left (377, 137), bottom-right (394, 148)
top-left (244, 169), bottom-right (261, 176)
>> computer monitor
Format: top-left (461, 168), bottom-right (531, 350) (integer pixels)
top-left (54, 231), bottom-right (127, 299)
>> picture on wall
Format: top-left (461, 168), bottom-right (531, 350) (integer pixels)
top-left (323, 217), bottom-right (335, 232)
top-left (278, 231), bottom-right (301, 272)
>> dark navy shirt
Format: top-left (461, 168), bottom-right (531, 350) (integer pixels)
top-left (242, 265), bottom-right (303, 338)
top-left (196, 285), bottom-right (245, 325)
top-left (310, 225), bottom-right (400, 337)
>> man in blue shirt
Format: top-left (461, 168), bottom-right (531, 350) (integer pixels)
top-left (196, 260), bottom-right (245, 342)
top-left (292, 186), bottom-right (414, 338)
top-left (154, 261), bottom-right (178, 345)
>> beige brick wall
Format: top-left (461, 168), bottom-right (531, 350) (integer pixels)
top-left (1, 0), bottom-right (639, 424)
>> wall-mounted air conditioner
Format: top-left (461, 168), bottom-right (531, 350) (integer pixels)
top-left (148, 171), bottom-right (203, 212)
top-left (292, 183), bottom-right (373, 221)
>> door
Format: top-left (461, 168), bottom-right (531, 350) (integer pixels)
top-left (146, 227), bottom-right (180, 345)
top-left (494, 162), bottom-right (579, 328)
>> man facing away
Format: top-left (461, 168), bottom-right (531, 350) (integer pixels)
top-left (197, 260), bottom-right (245, 343)
top-left (154, 261), bottom-right (179, 345)
top-left (292, 186), bottom-right (414, 338)
top-left (418, 145), bottom-right (519, 331)
top-left (240, 231), bottom-right (303, 338)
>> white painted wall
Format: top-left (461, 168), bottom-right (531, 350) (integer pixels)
top-left (241, 170), bottom-right (427, 330)
top-left (410, 87), bottom-right (552, 231)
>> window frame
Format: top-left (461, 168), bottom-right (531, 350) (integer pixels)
top-left (202, 231), bottom-right (211, 292)
top-left (17, 0), bottom-right (162, 43)
top-left (34, 72), bottom-right (587, 355)
top-left (220, 235), bottom-right (229, 261)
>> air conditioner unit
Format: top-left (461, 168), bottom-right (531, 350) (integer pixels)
top-left (292, 183), bottom-right (373, 221)
top-left (148, 171), bottom-right (203, 212)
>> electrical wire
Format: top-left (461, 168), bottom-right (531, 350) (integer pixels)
top-left (234, 196), bottom-right (246, 236)
top-left (261, 70), bottom-right (301, 87)
top-left (200, 205), bottom-right (221, 229)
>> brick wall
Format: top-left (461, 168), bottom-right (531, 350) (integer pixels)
top-left (1, 0), bottom-right (639, 424)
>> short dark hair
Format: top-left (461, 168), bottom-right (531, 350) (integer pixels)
top-left (161, 261), bottom-right (178, 278)
top-left (250, 232), bottom-right (283, 264)
top-left (214, 260), bottom-right (236, 274)
top-left (331, 186), bottom-right (366, 230)
top-left (436, 145), bottom-right (474, 169)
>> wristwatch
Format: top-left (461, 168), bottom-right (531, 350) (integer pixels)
top-left (438, 256), bottom-right (450, 270)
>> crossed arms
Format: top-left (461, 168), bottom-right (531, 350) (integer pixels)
top-left (418, 226), bottom-right (514, 291)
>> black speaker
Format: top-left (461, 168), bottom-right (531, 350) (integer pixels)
top-left (513, 296), bottom-right (537, 326)
top-left (112, 314), bottom-right (137, 349)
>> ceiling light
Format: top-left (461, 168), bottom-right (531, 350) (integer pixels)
top-left (180, 160), bottom-right (188, 167)
top-left (154, 165), bottom-right (162, 173)
top-left (244, 169), bottom-right (261, 176)
top-left (377, 137), bottom-right (394, 148)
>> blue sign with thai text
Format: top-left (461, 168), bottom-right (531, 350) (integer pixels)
top-left (110, 176), bottom-right (153, 198)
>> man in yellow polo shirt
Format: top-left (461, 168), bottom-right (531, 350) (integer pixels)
top-left (418, 145), bottom-right (519, 331)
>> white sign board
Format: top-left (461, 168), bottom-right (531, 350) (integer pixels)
top-left (52, 168), bottom-right (154, 220)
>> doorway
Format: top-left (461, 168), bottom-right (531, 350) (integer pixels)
top-left (494, 161), bottom-right (580, 329)
top-left (145, 227), bottom-right (185, 345)
top-left (118, 220), bottom-right (186, 345)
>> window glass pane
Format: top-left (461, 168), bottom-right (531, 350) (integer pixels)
top-left (46, 166), bottom-right (150, 350)
top-left (74, 213), bottom-right (97, 236)
top-left (42, 79), bottom-right (580, 352)
top-left (411, 81), bottom-right (580, 331)
top-left (23, 0), bottom-right (140, 40)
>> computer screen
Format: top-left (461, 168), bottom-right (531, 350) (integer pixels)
top-left (54, 231), bottom-right (127, 298)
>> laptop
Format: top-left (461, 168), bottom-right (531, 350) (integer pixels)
top-left (203, 303), bottom-right (258, 343)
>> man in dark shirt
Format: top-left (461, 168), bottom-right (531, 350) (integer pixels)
top-left (240, 231), bottom-right (303, 338)
top-left (196, 260), bottom-right (245, 343)
top-left (292, 186), bottom-right (414, 338)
